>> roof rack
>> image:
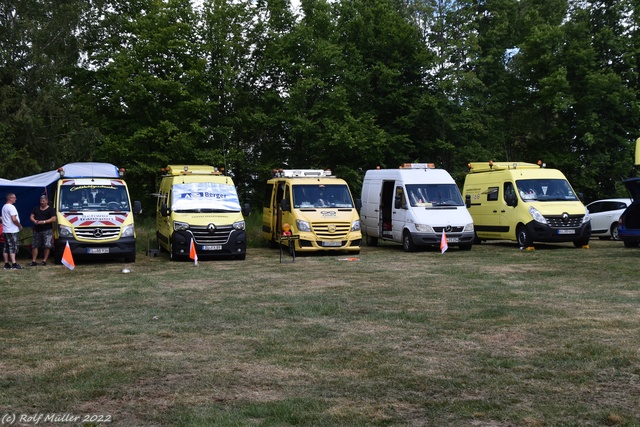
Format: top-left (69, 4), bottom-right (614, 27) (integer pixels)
top-left (272, 169), bottom-right (333, 178)
top-left (467, 161), bottom-right (545, 173)
top-left (162, 165), bottom-right (222, 176)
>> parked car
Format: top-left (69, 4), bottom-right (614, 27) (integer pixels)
top-left (586, 198), bottom-right (631, 240)
top-left (618, 178), bottom-right (640, 247)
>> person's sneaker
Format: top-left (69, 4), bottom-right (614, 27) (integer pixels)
top-left (40, 261), bottom-right (47, 266)
top-left (11, 263), bottom-right (23, 270)
top-left (28, 261), bottom-right (38, 267)
top-left (3, 263), bottom-right (11, 270)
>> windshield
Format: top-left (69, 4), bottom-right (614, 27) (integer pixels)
top-left (406, 184), bottom-right (464, 207)
top-left (292, 184), bottom-right (354, 208)
top-left (516, 179), bottom-right (579, 202)
top-left (171, 183), bottom-right (241, 212)
top-left (59, 184), bottom-right (131, 212)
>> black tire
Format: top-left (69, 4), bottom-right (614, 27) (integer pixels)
top-left (403, 230), bottom-right (416, 252)
top-left (623, 240), bottom-right (640, 248)
top-left (516, 225), bottom-right (533, 248)
top-left (611, 223), bottom-right (620, 241)
top-left (459, 244), bottom-right (472, 251)
top-left (366, 235), bottom-right (378, 246)
top-left (573, 239), bottom-right (589, 248)
top-left (235, 253), bottom-right (247, 260)
top-left (124, 253), bottom-right (136, 263)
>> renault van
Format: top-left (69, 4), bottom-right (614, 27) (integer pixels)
top-left (262, 169), bottom-right (361, 253)
top-left (361, 164), bottom-right (475, 251)
top-left (462, 161), bottom-right (591, 247)
top-left (156, 165), bottom-right (249, 260)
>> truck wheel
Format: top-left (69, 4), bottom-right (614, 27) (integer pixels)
top-left (124, 253), bottom-right (136, 263)
top-left (516, 225), bottom-right (532, 248)
top-left (403, 230), bottom-right (416, 252)
top-left (235, 253), bottom-right (246, 260)
top-left (459, 244), bottom-right (472, 251)
top-left (573, 239), bottom-right (589, 248)
top-left (366, 235), bottom-right (378, 246)
top-left (611, 223), bottom-right (620, 240)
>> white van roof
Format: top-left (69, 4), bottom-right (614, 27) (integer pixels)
top-left (363, 167), bottom-right (456, 184)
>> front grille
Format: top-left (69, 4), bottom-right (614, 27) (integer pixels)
top-left (434, 226), bottom-right (464, 233)
top-left (312, 222), bottom-right (351, 239)
top-left (191, 225), bottom-right (232, 245)
top-left (75, 227), bottom-right (120, 240)
top-left (545, 215), bottom-right (584, 228)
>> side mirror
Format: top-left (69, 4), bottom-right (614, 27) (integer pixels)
top-left (355, 198), bottom-right (362, 213)
top-left (160, 202), bottom-right (169, 217)
top-left (506, 194), bottom-right (518, 207)
top-left (242, 202), bottom-right (251, 217)
top-left (578, 192), bottom-right (585, 203)
top-left (465, 194), bottom-right (471, 209)
top-left (281, 199), bottom-right (291, 212)
top-left (133, 200), bottom-right (142, 215)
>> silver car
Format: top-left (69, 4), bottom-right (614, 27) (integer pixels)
top-left (586, 198), bottom-right (632, 240)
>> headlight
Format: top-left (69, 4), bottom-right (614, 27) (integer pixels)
top-left (121, 224), bottom-right (134, 237)
top-left (174, 221), bottom-right (189, 231)
top-left (296, 219), bottom-right (311, 232)
top-left (582, 207), bottom-right (591, 224)
top-left (351, 220), bottom-right (361, 231)
top-left (464, 223), bottom-right (474, 232)
top-left (59, 225), bottom-right (73, 237)
top-left (528, 206), bottom-right (547, 224)
top-left (415, 224), bottom-right (435, 233)
top-left (233, 220), bottom-right (245, 230)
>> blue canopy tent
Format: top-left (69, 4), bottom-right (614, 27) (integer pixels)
top-left (0, 163), bottom-right (119, 227)
top-left (0, 170), bottom-right (59, 227)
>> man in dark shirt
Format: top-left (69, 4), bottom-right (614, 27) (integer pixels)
top-left (29, 195), bottom-right (56, 266)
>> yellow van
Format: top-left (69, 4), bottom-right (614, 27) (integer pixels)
top-left (462, 161), bottom-right (591, 247)
top-left (262, 169), bottom-right (362, 253)
top-left (156, 165), bottom-right (249, 260)
top-left (53, 162), bottom-right (141, 263)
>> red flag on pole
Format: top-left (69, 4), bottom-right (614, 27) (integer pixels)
top-left (189, 238), bottom-right (198, 266)
top-left (61, 241), bottom-right (75, 270)
top-left (440, 231), bottom-right (448, 254)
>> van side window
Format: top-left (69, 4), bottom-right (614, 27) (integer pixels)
top-left (487, 186), bottom-right (499, 201)
top-left (285, 184), bottom-right (292, 208)
top-left (275, 183), bottom-right (284, 205)
top-left (395, 187), bottom-right (407, 209)
top-left (263, 184), bottom-right (273, 208)
top-left (503, 182), bottom-right (516, 205)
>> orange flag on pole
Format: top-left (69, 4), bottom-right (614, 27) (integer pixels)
top-left (189, 238), bottom-right (198, 266)
top-left (61, 241), bottom-right (75, 270)
top-left (440, 231), bottom-right (448, 254)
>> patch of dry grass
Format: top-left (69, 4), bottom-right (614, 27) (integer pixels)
top-left (1, 238), bottom-right (639, 426)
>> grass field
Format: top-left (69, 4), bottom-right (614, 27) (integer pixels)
top-left (1, 219), bottom-right (639, 426)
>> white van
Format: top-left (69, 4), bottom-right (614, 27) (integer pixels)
top-left (360, 164), bottom-right (475, 251)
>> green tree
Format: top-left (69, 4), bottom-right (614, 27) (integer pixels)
top-left (0, 0), bottom-right (87, 178)
top-left (74, 0), bottom-right (207, 204)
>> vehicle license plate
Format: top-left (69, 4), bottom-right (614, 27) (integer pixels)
top-left (322, 241), bottom-right (342, 247)
top-left (87, 248), bottom-right (109, 254)
top-left (557, 229), bottom-right (576, 235)
top-left (202, 245), bottom-right (222, 251)
top-left (446, 237), bottom-right (459, 243)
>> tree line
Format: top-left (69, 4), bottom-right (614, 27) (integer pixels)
top-left (1, 0), bottom-right (639, 209)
